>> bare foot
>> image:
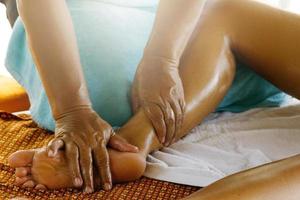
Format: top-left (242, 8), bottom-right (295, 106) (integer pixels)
top-left (8, 109), bottom-right (159, 191)
top-left (8, 146), bottom-right (146, 190)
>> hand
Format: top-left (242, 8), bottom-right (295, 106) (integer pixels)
top-left (46, 107), bottom-right (138, 193)
top-left (131, 57), bottom-right (186, 146)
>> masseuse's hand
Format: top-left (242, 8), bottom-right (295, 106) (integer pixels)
top-left (46, 107), bottom-right (139, 193)
top-left (131, 57), bottom-right (185, 146)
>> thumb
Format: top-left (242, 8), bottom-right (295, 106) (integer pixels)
top-left (108, 134), bottom-right (139, 153)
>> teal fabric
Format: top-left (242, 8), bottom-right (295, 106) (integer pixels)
top-left (5, 0), bottom-right (286, 132)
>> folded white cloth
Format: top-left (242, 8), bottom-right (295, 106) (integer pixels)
top-left (144, 103), bottom-right (300, 187)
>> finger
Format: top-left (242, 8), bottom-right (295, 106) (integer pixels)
top-left (170, 99), bottom-right (183, 144)
top-left (15, 167), bottom-right (31, 177)
top-left (79, 147), bottom-right (94, 193)
top-left (65, 142), bottom-right (83, 188)
top-left (93, 141), bottom-right (112, 191)
top-left (163, 102), bottom-right (175, 146)
top-left (47, 139), bottom-right (64, 157)
top-left (143, 103), bottom-right (166, 144)
top-left (179, 99), bottom-right (186, 115)
top-left (109, 134), bottom-right (139, 153)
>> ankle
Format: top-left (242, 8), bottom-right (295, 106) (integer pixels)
top-left (117, 109), bottom-right (161, 156)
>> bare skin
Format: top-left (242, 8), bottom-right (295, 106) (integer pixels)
top-left (8, 145), bottom-right (146, 190)
top-left (8, 110), bottom-right (154, 190)
top-left (7, 0), bottom-right (300, 199)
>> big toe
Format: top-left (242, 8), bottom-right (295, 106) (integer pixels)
top-left (8, 150), bottom-right (36, 168)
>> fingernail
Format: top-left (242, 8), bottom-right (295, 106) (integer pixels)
top-left (74, 178), bottom-right (82, 187)
top-left (48, 150), bottom-right (54, 157)
top-left (104, 183), bottom-right (111, 191)
top-left (84, 186), bottom-right (93, 193)
top-left (161, 137), bottom-right (165, 144)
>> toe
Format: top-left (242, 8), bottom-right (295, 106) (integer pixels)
top-left (22, 180), bottom-right (35, 188)
top-left (15, 167), bottom-right (31, 177)
top-left (35, 184), bottom-right (47, 190)
top-left (15, 176), bottom-right (31, 186)
top-left (8, 150), bottom-right (35, 168)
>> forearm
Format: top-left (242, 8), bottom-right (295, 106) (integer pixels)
top-left (17, 0), bottom-right (91, 118)
top-left (144, 0), bottom-right (207, 62)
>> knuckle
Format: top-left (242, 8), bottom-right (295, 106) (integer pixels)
top-left (94, 145), bottom-right (108, 159)
top-left (167, 117), bottom-right (175, 125)
top-left (95, 133), bottom-right (105, 144)
top-left (66, 147), bottom-right (78, 157)
top-left (177, 114), bottom-right (183, 122)
top-left (101, 140), bottom-right (106, 148)
top-left (96, 155), bottom-right (109, 167)
top-left (80, 150), bottom-right (92, 163)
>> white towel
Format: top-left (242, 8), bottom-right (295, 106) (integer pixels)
top-left (144, 103), bottom-right (300, 187)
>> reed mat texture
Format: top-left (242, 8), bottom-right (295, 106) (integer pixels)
top-left (0, 111), bottom-right (199, 199)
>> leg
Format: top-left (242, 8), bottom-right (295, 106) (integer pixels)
top-left (184, 0), bottom-right (300, 199)
top-left (183, 154), bottom-right (300, 200)
top-left (218, 0), bottom-right (300, 98)
top-left (10, 0), bottom-right (300, 193)
top-left (8, 0), bottom-right (236, 189)
top-left (111, 0), bottom-right (300, 175)
top-left (110, 1), bottom-right (300, 199)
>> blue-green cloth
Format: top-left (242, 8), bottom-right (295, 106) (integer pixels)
top-left (5, 0), bottom-right (286, 131)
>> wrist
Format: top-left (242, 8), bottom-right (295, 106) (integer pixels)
top-left (142, 53), bottom-right (179, 66)
top-left (51, 89), bottom-right (93, 120)
top-left (139, 55), bottom-right (180, 72)
top-left (54, 105), bottom-right (94, 121)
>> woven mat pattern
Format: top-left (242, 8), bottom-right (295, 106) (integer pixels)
top-left (0, 111), bottom-right (199, 199)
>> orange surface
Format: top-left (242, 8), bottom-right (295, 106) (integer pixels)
top-left (0, 76), bottom-right (30, 112)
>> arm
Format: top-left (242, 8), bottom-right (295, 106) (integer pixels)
top-left (17, 0), bottom-right (137, 192)
top-left (144, 0), bottom-right (207, 62)
top-left (132, 0), bottom-right (207, 146)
